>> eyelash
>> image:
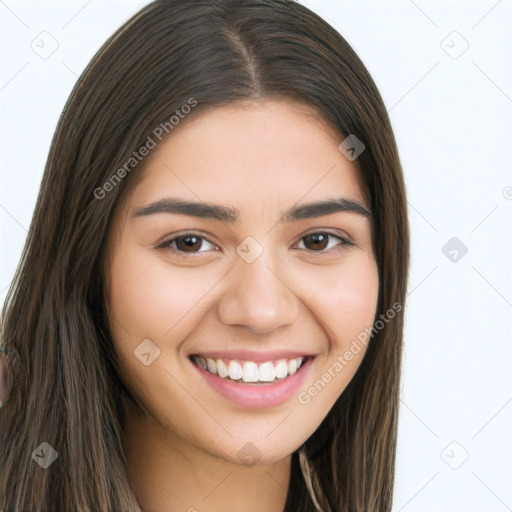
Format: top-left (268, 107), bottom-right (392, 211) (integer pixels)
top-left (155, 230), bottom-right (356, 256)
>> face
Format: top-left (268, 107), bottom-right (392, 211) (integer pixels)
top-left (105, 100), bottom-right (379, 465)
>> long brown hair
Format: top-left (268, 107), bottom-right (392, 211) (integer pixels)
top-left (0, 1), bottom-right (410, 510)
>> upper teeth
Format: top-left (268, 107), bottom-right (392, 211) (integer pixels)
top-left (193, 356), bottom-right (305, 383)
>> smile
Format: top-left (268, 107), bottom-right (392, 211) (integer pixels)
top-left (191, 355), bottom-right (307, 384)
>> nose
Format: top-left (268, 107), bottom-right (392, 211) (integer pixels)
top-left (217, 249), bottom-right (299, 335)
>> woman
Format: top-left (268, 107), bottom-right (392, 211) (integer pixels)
top-left (0, 1), bottom-right (410, 510)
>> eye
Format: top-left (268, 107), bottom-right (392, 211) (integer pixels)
top-left (155, 232), bottom-right (218, 254)
top-left (155, 230), bottom-right (355, 256)
top-left (295, 231), bottom-right (355, 252)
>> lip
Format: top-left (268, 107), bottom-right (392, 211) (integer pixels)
top-left (190, 355), bottom-right (314, 409)
top-left (190, 349), bottom-right (315, 363)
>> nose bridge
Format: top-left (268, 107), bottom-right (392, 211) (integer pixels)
top-left (217, 240), bottom-right (299, 334)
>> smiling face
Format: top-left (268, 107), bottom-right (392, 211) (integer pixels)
top-left (104, 100), bottom-right (379, 465)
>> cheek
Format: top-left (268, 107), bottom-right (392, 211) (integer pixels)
top-left (301, 254), bottom-right (379, 344)
top-left (293, 256), bottom-right (378, 419)
top-left (107, 247), bottom-right (212, 342)
top-left (106, 247), bottom-right (211, 405)
top-left (335, 257), bottom-right (379, 334)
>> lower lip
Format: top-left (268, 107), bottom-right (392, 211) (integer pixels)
top-left (191, 357), bottom-right (314, 409)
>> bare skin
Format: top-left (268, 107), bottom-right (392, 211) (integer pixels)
top-left (105, 100), bottom-right (379, 512)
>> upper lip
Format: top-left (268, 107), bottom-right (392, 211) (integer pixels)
top-left (190, 349), bottom-right (315, 362)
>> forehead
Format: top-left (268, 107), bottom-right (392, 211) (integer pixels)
top-left (125, 100), bottom-right (367, 214)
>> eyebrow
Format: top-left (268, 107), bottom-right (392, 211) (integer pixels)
top-left (133, 196), bottom-right (371, 223)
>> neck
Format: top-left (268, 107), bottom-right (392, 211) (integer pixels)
top-left (122, 403), bottom-right (291, 512)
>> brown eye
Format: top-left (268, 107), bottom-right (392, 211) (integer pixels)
top-left (298, 232), bottom-right (354, 252)
top-left (303, 233), bottom-right (329, 251)
top-left (156, 233), bottom-right (217, 254)
top-left (174, 235), bottom-right (203, 252)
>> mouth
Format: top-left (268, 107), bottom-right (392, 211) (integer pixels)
top-left (189, 353), bottom-right (315, 408)
top-left (189, 354), bottom-right (311, 385)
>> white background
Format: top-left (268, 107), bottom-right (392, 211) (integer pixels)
top-left (1, 1), bottom-right (511, 510)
